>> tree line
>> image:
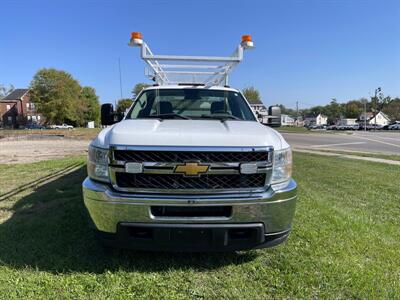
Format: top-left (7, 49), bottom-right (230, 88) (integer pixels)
top-left (4, 75), bottom-right (399, 127)
top-left (239, 86), bottom-right (400, 124)
top-left (278, 97), bottom-right (400, 124)
top-left (2, 68), bottom-right (150, 126)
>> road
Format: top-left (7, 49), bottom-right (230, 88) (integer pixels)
top-left (282, 131), bottom-right (400, 155)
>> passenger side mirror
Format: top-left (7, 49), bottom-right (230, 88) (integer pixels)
top-left (267, 106), bottom-right (282, 127)
top-left (101, 103), bottom-right (117, 126)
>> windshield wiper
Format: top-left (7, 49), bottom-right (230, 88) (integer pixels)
top-left (200, 114), bottom-right (242, 121)
top-left (146, 113), bottom-right (191, 120)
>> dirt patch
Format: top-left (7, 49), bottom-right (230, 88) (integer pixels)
top-left (0, 139), bottom-right (90, 164)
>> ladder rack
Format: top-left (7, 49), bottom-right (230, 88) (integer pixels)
top-left (129, 33), bottom-right (254, 87)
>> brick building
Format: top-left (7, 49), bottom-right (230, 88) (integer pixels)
top-left (0, 89), bottom-right (43, 128)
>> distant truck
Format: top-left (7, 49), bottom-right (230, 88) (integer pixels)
top-left (257, 106), bottom-right (282, 127)
top-left (249, 103), bottom-right (282, 127)
top-left (49, 124), bottom-right (74, 130)
top-left (82, 33), bottom-right (297, 252)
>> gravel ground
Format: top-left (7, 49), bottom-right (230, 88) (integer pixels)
top-left (0, 139), bottom-right (90, 164)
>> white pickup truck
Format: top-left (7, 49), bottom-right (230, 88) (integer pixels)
top-left (82, 34), bottom-right (297, 251)
top-left (50, 124), bottom-right (74, 130)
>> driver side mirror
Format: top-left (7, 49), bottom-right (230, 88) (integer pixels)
top-left (101, 103), bottom-right (123, 126)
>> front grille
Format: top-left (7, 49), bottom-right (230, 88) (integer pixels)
top-left (115, 173), bottom-right (266, 190)
top-left (113, 150), bottom-right (269, 163)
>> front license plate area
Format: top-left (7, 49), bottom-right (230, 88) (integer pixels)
top-left (170, 228), bottom-right (212, 246)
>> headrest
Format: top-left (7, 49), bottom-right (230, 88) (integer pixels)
top-left (157, 101), bottom-right (173, 114)
top-left (210, 101), bottom-right (225, 114)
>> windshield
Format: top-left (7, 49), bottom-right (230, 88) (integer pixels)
top-left (126, 89), bottom-right (256, 121)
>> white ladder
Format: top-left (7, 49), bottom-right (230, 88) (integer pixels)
top-left (129, 33), bottom-right (254, 87)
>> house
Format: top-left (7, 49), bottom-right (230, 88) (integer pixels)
top-left (281, 114), bottom-right (295, 126)
top-left (295, 116), bottom-right (305, 127)
top-left (358, 111), bottom-right (391, 126)
top-left (304, 113), bottom-right (328, 126)
top-left (0, 89), bottom-right (43, 128)
top-left (247, 99), bottom-right (268, 122)
top-left (248, 99), bottom-right (267, 115)
top-left (359, 112), bottom-right (374, 123)
top-left (336, 118), bottom-right (357, 126)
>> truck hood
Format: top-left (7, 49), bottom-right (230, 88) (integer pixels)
top-left (92, 119), bottom-right (289, 150)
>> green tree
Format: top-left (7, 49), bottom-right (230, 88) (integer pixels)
top-left (382, 97), bottom-right (400, 121)
top-left (324, 99), bottom-right (343, 124)
top-left (78, 86), bottom-right (100, 126)
top-left (30, 68), bottom-right (81, 124)
top-left (132, 83), bottom-right (150, 98)
top-left (242, 86), bottom-right (261, 104)
top-left (0, 84), bottom-right (14, 98)
top-left (344, 100), bottom-right (364, 118)
top-left (116, 98), bottom-right (134, 114)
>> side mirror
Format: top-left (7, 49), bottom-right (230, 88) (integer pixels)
top-left (101, 103), bottom-right (116, 126)
top-left (267, 106), bottom-right (282, 127)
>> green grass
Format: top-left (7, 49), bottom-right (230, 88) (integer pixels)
top-left (304, 148), bottom-right (400, 162)
top-left (275, 126), bottom-right (333, 134)
top-left (275, 126), bottom-right (311, 133)
top-left (0, 154), bottom-right (399, 298)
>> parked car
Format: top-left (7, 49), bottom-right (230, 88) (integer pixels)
top-left (53, 124), bottom-right (74, 130)
top-left (336, 125), bottom-right (346, 130)
top-left (359, 124), bottom-right (383, 131)
top-left (25, 124), bottom-right (45, 130)
top-left (350, 124), bottom-right (360, 130)
top-left (388, 123), bottom-right (400, 130)
top-left (337, 124), bottom-right (359, 130)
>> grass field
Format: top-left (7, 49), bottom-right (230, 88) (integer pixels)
top-left (0, 154), bottom-right (399, 298)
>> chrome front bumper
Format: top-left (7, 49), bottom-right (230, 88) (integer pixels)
top-left (82, 178), bottom-right (297, 236)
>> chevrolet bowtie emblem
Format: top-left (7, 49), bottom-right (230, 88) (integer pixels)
top-left (174, 162), bottom-right (210, 177)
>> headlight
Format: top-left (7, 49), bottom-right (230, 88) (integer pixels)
top-left (87, 145), bottom-right (109, 183)
top-left (271, 147), bottom-right (292, 187)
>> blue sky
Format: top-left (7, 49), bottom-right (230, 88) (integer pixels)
top-left (0, 0), bottom-right (399, 109)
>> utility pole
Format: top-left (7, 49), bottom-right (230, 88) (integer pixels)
top-left (363, 100), bottom-right (367, 132)
top-left (373, 87), bottom-right (381, 132)
top-left (296, 100), bottom-right (299, 126)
